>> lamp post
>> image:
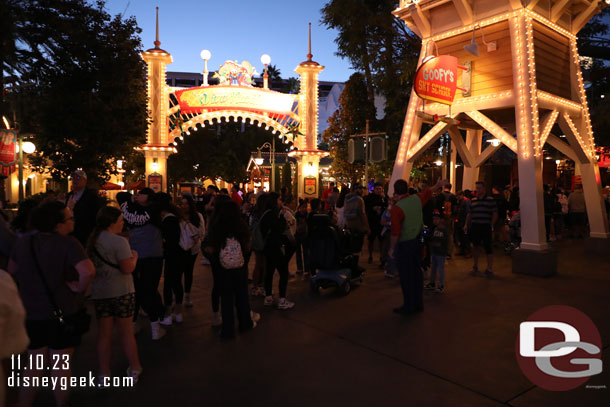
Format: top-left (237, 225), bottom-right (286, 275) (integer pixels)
top-left (261, 54), bottom-right (271, 89)
top-left (200, 49), bottom-right (211, 86)
top-left (16, 136), bottom-right (36, 202)
top-left (257, 140), bottom-right (275, 191)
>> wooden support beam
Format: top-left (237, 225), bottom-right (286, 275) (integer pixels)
top-left (558, 113), bottom-right (590, 163)
top-left (551, 0), bottom-right (571, 23)
top-left (451, 0), bottom-right (473, 25)
top-left (406, 121), bottom-right (449, 161)
top-left (411, 4), bottom-right (431, 38)
top-left (447, 126), bottom-right (474, 167)
top-left (526, 0), bottom-right (540, 10)
top-left (507, 0), bottom-right (523, 10)
top-left (475, 144), bottom-right (503, 167)
top-left (572, 0), bottom-right (601, 34)
top-left (538, 109), bottom-right (559, 149)
top-left (546, 134), bottom-right (580, 163)
top-left (465, 110), bottom-right (518, 152)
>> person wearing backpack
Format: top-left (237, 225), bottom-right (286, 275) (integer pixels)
top-left (179, 195), bottom-right (205, 308)
top-left (261, 192), bottom-right (295, 310)
top-left (207, 200), bottom-right (260, 339)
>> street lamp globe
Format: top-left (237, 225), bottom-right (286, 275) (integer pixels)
top-left (200, 49), bottom-right (211, 60)
top-left (22, 141), bottom-right (36, 154)
top-left (260, 54), bottom-right (271, 65)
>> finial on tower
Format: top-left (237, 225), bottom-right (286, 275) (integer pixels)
top-left (154, 7), bottom-right (161, 49)
top-left (307, 22), bottom-right (313, 61)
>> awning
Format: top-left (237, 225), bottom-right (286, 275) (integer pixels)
top-left (101, 182), bottom-right (122, 191)
top-left (128, 180), bottom-right (146, 190)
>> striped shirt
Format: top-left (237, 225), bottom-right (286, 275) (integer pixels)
top-left (469, 195), bottom-right (497, 225)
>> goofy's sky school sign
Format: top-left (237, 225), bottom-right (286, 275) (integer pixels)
top-left (414, 55), bottom-right (467, 105)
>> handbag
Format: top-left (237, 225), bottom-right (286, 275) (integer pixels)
top-left (30, 235), bottom-right (91, 336)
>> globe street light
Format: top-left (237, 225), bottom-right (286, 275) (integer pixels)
top-left (17, 136), bottom-right (36, 202)
top-left (261, 54), bottom-right (271, 89)
top-left (201, 49), bottom-right (211, 86)
top-left (257, 140), bottom-right (275, 191)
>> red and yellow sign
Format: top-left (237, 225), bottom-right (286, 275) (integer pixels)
top-left (414, 55), bottom-right (466, 105)
top-left (0, 130), bottom-right (17, 167)
top-left (175, 86), bottom-right (295, 115)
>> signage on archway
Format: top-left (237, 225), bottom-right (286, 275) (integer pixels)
top-left (414, 55), bottom-right (467, 105)
top-left (175, 86), bottom-right (295, 115)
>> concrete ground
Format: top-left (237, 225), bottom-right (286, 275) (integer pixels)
top-left (33, 238), bottom-right (610, 406)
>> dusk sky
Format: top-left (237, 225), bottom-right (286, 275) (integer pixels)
top-left (101, 0), bottom-right (355, 82)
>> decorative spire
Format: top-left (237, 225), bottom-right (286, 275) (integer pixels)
top-left (307, 22), bottom-right (313, 61)
top-left (154, 7), bottom-right (161, 49)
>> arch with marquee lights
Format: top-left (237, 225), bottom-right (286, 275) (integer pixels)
top-left (140, 10), bottom-right (327, 199)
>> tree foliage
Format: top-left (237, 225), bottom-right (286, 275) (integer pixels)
top-left (2, 0), bottom-right (147, 182)
top-left (167, 122), bottom-right (287, 186)
top-left (322, 73), bottom-right (376, 182)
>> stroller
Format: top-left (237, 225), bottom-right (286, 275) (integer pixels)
top-left (308, 214), bottom-right (364, 296)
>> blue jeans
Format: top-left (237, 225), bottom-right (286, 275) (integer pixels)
top-left (395, 239), bottom-right (423, 311)
top-left (430, 254), bottom-right (445, 287)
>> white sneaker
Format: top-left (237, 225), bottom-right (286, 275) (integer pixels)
top-left (160, 314), bottom-right (173, 326)
top-left (250, 311), bottom-right (261, 323)
top-left (277, 298), bottom-right (295, 310)
top-left (126, 367), bottom-right (142, 384)
top-left (174, 313), bottom-right (183, 323)
top-left (150, 321), bottom-right (166, 340)
top-left (263, 296), bottom-right (274, 307)
top-left (211, 311), bottom-right (222, 326)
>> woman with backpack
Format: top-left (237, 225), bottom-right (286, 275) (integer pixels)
top-left (206, 200), bottom-right (260, 339)
top-left (180, 194), bottom-right (205, 308)
top-left (88, 206), bottom-right (142, 385)
top-left (261, 192), bottom-right (295, 310)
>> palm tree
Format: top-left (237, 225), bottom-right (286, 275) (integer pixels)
top-left (265, 64), bottom-right (282, 89)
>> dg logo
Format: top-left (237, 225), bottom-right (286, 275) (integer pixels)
top-left (516, 305), bottom-right (603, 391)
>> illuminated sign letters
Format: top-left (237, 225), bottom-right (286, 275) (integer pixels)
top-left (414, 55), bottom-right (466, 105)
top-left (175, 86), bottom-right (295, 115)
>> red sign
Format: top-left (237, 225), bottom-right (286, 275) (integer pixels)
top-left (596, 147), bottom-right (610, 168)
top-left (0, 130), bottom-right (17, 167)
top-left (414, 55), bottom-right (465, 105)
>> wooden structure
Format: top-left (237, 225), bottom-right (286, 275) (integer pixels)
top-left (390, 0), bottom-right (609, 273)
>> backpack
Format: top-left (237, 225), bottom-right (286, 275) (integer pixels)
top-left (344, 195), bottom-right (361, 221)
top-left (250, 210), bottom-right (270, 252)
top-left (179, 220), bottom-right (200, 251)
top-left (219, 237), bottom-right (244, 269)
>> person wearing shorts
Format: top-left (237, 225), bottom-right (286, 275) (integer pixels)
top-left (464, 182), bottom-right (498, 278)
top-left (89, 206), bottom-right (141, 385)
top-left (9, 201), bottom-right (95, 407)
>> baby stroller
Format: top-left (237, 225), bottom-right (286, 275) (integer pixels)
top-left (308, 214), bottom-right (364, 296)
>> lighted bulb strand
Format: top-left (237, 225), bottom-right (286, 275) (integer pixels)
top-left (525, 17), bottom-right (541, 155)
top-left (467, 111), bottom-right (518, 152)
top-left (512, 16), bottom-right (531, 160)
top-left (570, 39), bottom-right (595, 158)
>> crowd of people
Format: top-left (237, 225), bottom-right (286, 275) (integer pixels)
top-left (0, 168), bottom-right (605, 406)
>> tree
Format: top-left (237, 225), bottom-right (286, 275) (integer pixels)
top-left (322, 73), bottom-right (376, 182)
top-left (265, 64), bottom-right (282, 89)
top-left (3, 0), bottom-right (147, 183)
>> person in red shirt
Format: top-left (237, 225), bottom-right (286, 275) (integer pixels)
top-left (321, 182), bottom-right (335, 210)
top-left (231, 185), bottom-right (243, 206)
top-left (389, 178), bottom-right (445, 315)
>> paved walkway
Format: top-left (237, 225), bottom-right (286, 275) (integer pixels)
top-left (40, 239), bottom-right (610, 406)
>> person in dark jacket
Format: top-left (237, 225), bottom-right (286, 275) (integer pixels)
top-left (156, 193), bottom-right (185, 326)
top-left (261, 192), bottom-right (295, 310)
top-left (66, 170), bottom-right (104, 246)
